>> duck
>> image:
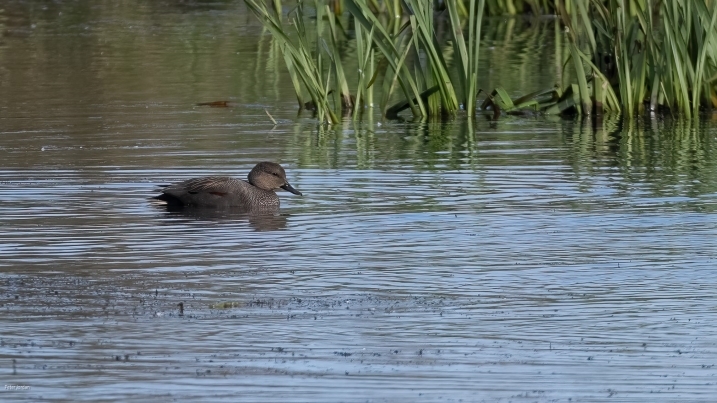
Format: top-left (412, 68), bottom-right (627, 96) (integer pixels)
top-left (154, 162), bottom-right (302, 210)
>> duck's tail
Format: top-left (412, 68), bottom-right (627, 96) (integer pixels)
top-left (150, 191), bottom-right (185, 210)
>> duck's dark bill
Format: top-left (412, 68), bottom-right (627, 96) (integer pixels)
top-left (281, 183), bottom-right (302, 196)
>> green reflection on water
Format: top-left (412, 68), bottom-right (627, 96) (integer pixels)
top-left (1, 1), bottom-right (716, 203)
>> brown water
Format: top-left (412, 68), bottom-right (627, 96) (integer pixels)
top-left (2, 2), bottom-right (717, 402)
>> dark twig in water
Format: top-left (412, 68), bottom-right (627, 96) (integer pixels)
top-left (197, 101), bottom-right (230, 107)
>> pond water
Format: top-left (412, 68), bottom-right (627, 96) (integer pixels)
top-left (1, 1), bottom-right (717, 402)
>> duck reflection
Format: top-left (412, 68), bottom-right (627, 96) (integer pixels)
top-left (156, 205), bottom-right (289, 231)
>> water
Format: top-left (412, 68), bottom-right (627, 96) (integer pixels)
top-left (1, 2), bottom-right (717, 402)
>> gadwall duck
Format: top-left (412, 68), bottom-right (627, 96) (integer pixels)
top-left (154, 162), bottom-right (302, 210)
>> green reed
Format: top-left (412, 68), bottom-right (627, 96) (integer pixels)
top-left (448, 0), bottom-right (486, 117)
top-left (245, 0), bottom-right (341, 124)
top-left (246, 0), bottom-right (489, 120)
top-left (245, 0), bottom-right (715, 121)
top-left (347, 0), bottom-right (491, 118)
top-left (561, 0), bottom-right (717, 117)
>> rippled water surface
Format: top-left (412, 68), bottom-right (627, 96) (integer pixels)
top-left (2, 2), bottom-right (717, 402)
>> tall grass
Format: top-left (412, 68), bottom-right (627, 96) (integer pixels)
top-left (352, 0), bottom-right (485, 118)
top-left (448, 0), bottom-right (486, 117)
top-left (562, 0), bottom-right (717, 117)
top-left (245, 0), bottom-right (716, 121)
top-left (346, 0), bottom-right (426, 117)
top-left (245, 0), bottom-right (343, 124)
top-left (352, 20), bottom-right (375, 119)
top-left (246, 0), bottom-right (487, 120)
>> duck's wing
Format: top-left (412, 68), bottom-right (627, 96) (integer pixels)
top-left (154, 176), bottom-right (251, 208)
top-left (180, 177), bottom-right (237, 195)
top-left (166, 176), bottom-right (244, 196)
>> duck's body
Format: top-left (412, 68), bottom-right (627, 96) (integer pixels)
top-left (154, 162), bottom-right (301, 210)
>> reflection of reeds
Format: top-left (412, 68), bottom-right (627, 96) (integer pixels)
top-left (560, 115), bottom-right (717, 204)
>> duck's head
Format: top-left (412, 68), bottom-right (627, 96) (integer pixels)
top-left (248, 162), bottom-right (302, 195)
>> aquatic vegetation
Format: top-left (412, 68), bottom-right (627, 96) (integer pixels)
top-left (560, 0), bottom-right (717, 117)
top-left (245, 0), bottom-right (716, 121)
top-left (245, 0), bottom-right (343, 124)
top-left (245, 0), bottom-right (488, 121)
